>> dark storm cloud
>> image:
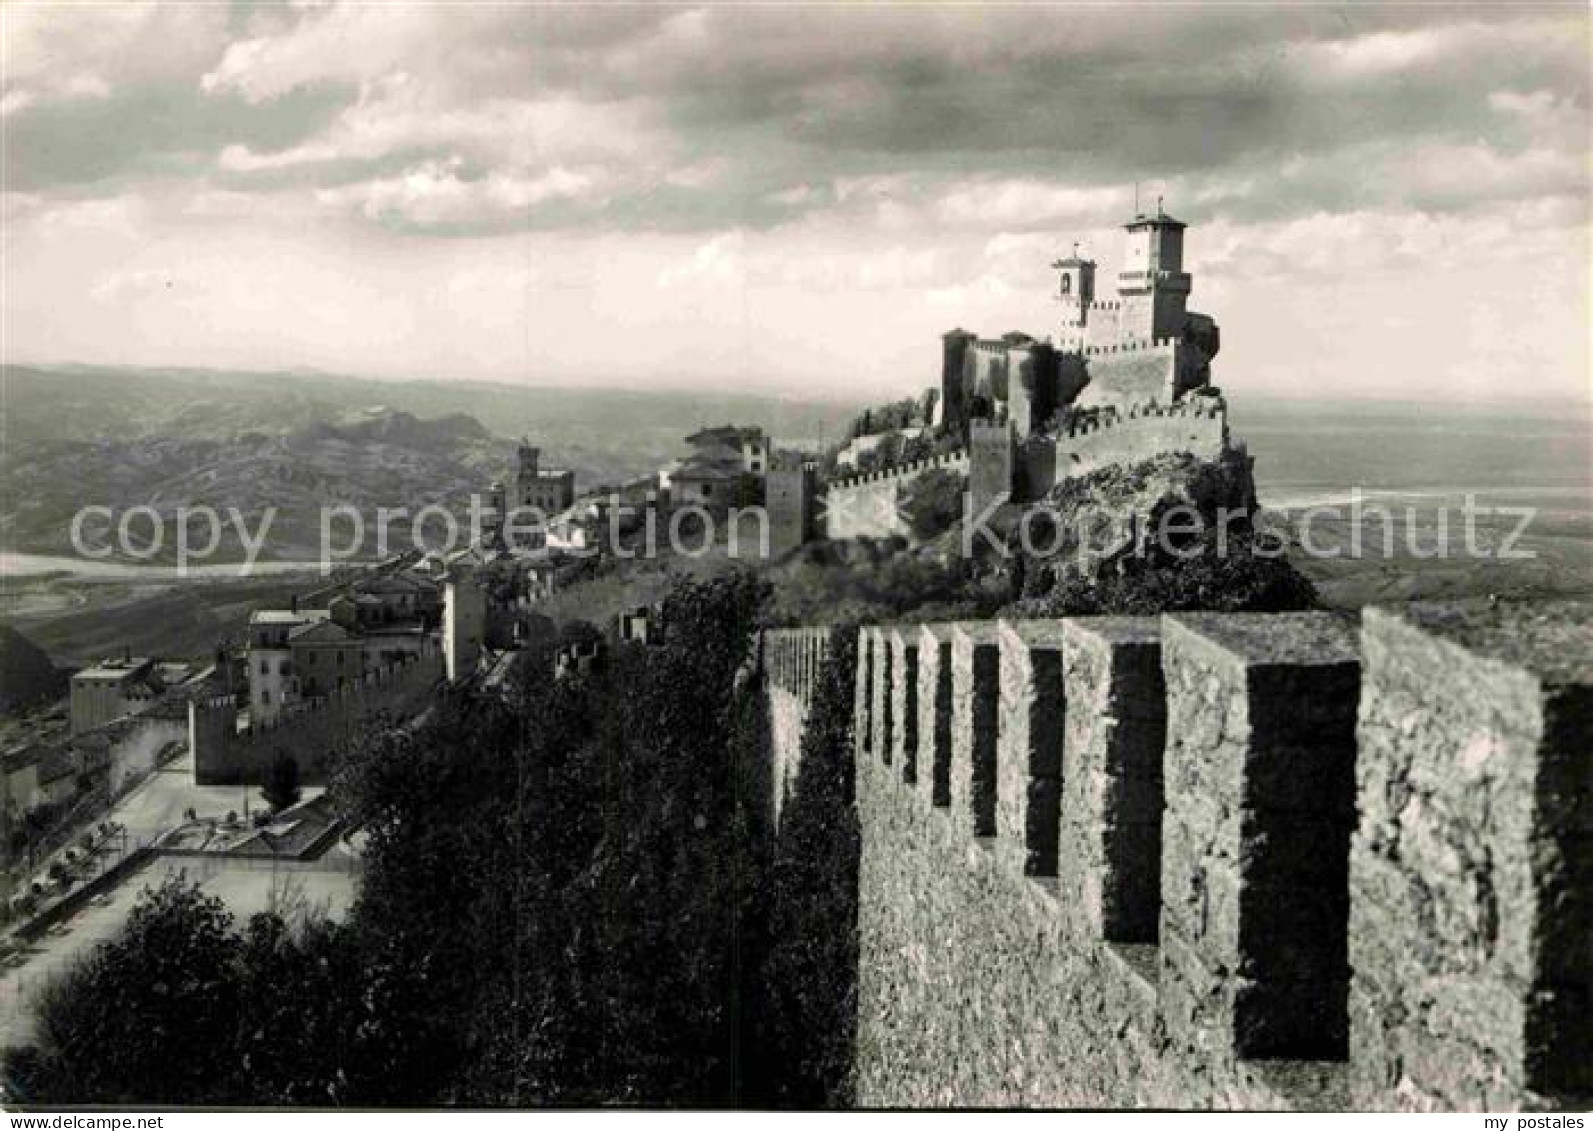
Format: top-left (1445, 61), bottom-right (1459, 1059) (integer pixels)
top-left (629, 4), bottom-right (1587, 224)
top-left (3, 3), bottom-right (1585, 233)
top-left (4, 82), bottom-right (346, 191)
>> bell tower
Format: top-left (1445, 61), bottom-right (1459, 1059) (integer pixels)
top-left (1052, 244), bottom-right (1096, 349)
top-left (1118, 198), bottom-right (1191, 341)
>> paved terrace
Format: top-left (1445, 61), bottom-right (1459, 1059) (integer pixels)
top-left (0, 748), bottom-right (357, 1050)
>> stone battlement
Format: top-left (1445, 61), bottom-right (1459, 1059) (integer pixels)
top-left (1059, 396), bottom-right (1224, 438)
top-left (1020, 398), bottom-right (1228, 495)
top-left (1072, 335), bottom-right (1183, 358)
top-left (762, 602), bottom-right (1591, 1110)
top-left (826, 449), bottom-right (968, 493)
top-left (190, 653), bottom-right (442, 785)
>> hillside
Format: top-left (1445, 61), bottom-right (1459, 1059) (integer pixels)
top-left (0, 406), bottom-right (507, 560)
top-left (0, 364), bottom-right (860, 562)
top-left (0, 624), bottom-right (67, 710)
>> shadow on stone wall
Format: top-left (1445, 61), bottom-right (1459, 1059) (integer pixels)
top-left (747, 631), bottom-right (861, 1107)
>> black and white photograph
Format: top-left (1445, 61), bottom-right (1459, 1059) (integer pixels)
top-left (0, 0), bottom-right (1588, 1117)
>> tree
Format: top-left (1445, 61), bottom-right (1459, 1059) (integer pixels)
top-left (6, 571), bottom-right (876, 1108)
top-left (261, 754), bottom-right (302, 813)
top-left (6, 875), bottom-right (241, 1105)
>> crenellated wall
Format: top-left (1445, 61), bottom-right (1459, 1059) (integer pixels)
top-left (761, 600), bottom-right (1591, 1110)
top-left (823, 450), bottom-right (969, 540)
top-left (1021, 399), bottom-right (1229, 499)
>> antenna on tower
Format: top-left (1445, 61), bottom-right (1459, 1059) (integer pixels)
top-left (1133, 182), bottom-right (1140, 217)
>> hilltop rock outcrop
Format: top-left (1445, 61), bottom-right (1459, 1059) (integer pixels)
top-left (0, 624), bottom-right (67, 712)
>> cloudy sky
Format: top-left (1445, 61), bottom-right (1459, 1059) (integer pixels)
top-left (2, 2), bottom-right (1588, 402)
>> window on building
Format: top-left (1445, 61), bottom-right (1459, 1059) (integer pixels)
top-left (703, 483), bottom-right (713, 497)
top-left (259, 660), bottom-right (268, 674)
top-left (1060, 275), bottom-right (1072, 295)
top-left (262, 691), bottom-right (271, 704)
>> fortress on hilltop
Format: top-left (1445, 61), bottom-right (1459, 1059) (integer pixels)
top-left (821, 200), bottom-right (1232, 540)
top-left (939, 198), bottom-right (1221, 434)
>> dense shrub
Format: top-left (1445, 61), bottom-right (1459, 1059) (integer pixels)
top-left (900, 467), bottom-right (967, 542)
top-left (3, 874), bottom-right (413, 1107)
top-left (767, 541), bottom-right (999, 627)
top-left (1007, 451), bottom-right (1317, 616)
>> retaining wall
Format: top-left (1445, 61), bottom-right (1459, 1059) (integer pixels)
top-left (190, 654), bottom-right (442, 786)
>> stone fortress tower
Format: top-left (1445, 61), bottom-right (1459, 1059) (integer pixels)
top-left (821, 198), bottom-right (1237, 540)
top-left (514, 439), bottom-right (576, 515)
top-left (944, 199), bottom-right (1224, 433)
top-left (1050, 199), bottom-right (1222, 409)
top-left (933, 200), bottom-right (1232, 515)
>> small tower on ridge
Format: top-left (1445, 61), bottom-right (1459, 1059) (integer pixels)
top-left (1052, 243), bottom-right (1096, 349)
top-left (517, 439), bottom-right (540, 483)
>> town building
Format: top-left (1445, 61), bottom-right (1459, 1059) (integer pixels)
top-left (247, 580), bottom-right (439, 723)
top-left (69, 655), bottom-right (197, 735)
top-left (513, 440), bottom-right (576, 515)
top-left (663, 425), bottom-right (768, 514)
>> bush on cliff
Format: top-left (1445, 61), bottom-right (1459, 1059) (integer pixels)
top-left (766, 540), bottom-right (999, 627)
top-left (900, 467), bottom-right (967, 542)
top-left (1005, 450), bottom-right (1318, 617)
top-left (1012, 528), bottom-right (1318, 617)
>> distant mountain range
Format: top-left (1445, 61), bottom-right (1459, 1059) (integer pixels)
top-left (0, 364), bottom-right (862, 561)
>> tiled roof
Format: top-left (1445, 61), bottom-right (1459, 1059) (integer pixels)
top-left (250, 609), bottom-right (331, 625)
top-left (288, 620), bottom-right (351, 643)
top-left (673, 462), bottom-right (740, 482)
top-left (686, 424), bottom-right (762, 447)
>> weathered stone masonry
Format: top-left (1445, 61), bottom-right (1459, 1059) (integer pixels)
top-left (762, 601), bottom-right (1590, 1110)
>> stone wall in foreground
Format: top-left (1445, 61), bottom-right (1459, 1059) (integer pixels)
top-left (773, 601), bottom-right (1589, 1110)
